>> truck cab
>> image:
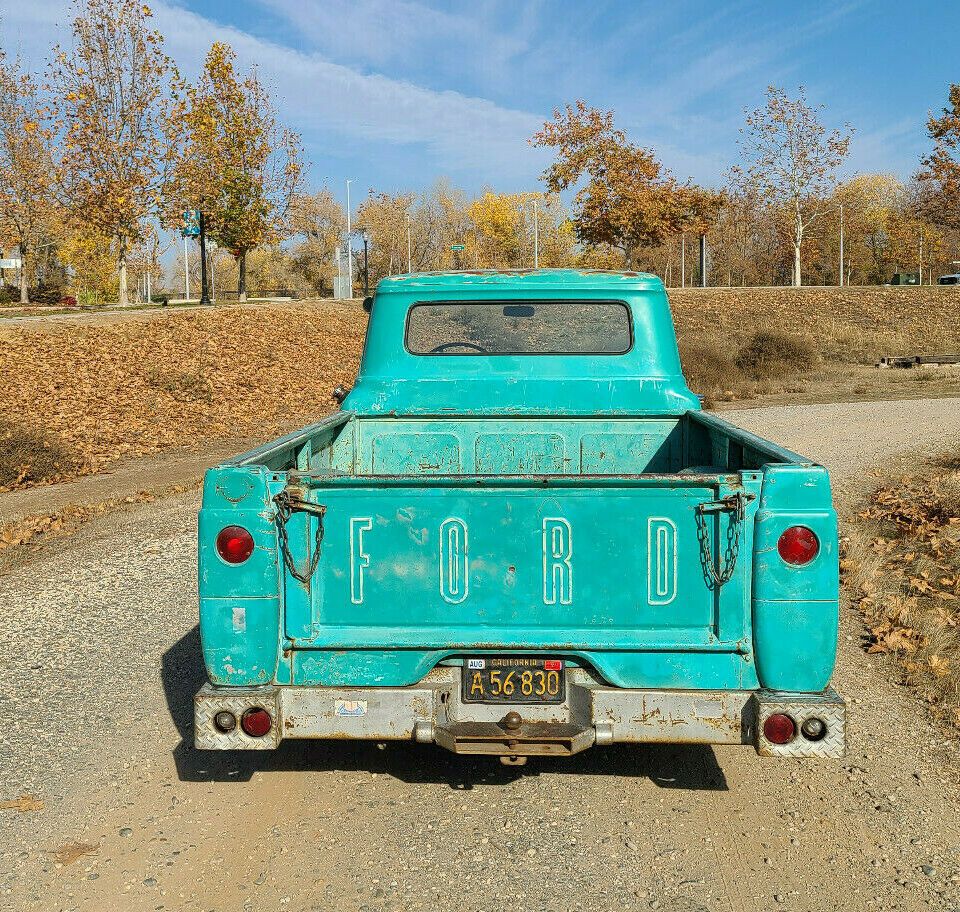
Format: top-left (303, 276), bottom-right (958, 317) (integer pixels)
top-left (194, 270), bottom-right (844, 762)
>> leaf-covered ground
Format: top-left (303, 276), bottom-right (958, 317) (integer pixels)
top-left (845, 456), bottom-right (960, 729)
top-left (0, 302), bottom-right (365, 491)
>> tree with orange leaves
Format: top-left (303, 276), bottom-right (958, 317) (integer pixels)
top-left (919, 84), bottom-right (960, 231)
top-left (0, 52), bottom-right (58, 304)
top-left (530, 101), bottom-right (721, 267)
top-left (176, 42), bottom-right (304, 301)
top-left (48, 0), bottom-right (183, 306)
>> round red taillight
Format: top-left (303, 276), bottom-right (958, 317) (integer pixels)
top-left (240, 707), bottom-right (272, 738)
top-left (777, 525), bottom-right (819, 566)
top-left (216, 525), bottom-right (254, 564)
top-left (763, 713), bottom-right (796, 745)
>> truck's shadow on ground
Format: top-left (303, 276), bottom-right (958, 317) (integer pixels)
top-left (163, 626), bottom-right (728, 791)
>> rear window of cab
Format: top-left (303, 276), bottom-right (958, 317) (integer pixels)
top-left (405, 300), bottom-right (633, 355)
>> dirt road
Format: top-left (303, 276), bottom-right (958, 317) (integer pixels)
top-left (4, 398), bottom-right (960, 912)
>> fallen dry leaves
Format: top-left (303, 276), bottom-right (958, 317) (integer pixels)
top-left (0, 484), bottom-right (196, 554)
top-left (845, 457), bottom-right (960, 728)
top-left (0, 302), bottom-right (366, 492)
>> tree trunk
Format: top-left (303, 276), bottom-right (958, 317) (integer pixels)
top-left (118, 238), bottom-right (129, 305)
top-left (238, 250), bottom-right (247, 303)
top-left (793, 204), bottom-right (803, 287)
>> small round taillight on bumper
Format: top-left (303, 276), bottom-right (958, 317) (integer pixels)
top-left (240, 707), bottom-right (273, 738)
top-left (801, 717), bottom-right (827, 742)
top-left (216, 525), bottom-right (255, 564)
top-left (777, 525), bottom-right (819, 566)
top-left (213, 710), bottom-right (237, 733)
top-left (763, 712), bottom-right (796, 745)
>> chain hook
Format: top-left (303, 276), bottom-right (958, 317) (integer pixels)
top-left (273, 489), bottom-right (326, 584)
top-left (695, 491), bottom-right (750, 589)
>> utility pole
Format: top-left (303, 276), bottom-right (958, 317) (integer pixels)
top-left (681, 233), bottom-right (686, 287)
top-left (346, 179), bottom-right (353, 299)
top-left (533, 200), bottom-right (540, 269)
top-left (183, 236), bottom-right (191, 299)
top-left (406, 218), bottom-right (412, 273)
top-left (839, 202), bottom-right (844, 287)
top-left (199, 210), bottom-right (211, 305)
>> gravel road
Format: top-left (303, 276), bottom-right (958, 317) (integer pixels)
top-left (3, 398), bottom-right (960, 912)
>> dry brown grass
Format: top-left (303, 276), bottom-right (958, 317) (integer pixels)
top-left (672, 286), bottom-right (960, 401)
top-left (845, 457), bottom-right (960, 729)
top-left (734, 331), bottom-right (817, 379)
top-left (0, 422), bottom-right (78, 489)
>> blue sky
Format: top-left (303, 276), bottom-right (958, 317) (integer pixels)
top-left (4, 0), bottom-right (960, 210)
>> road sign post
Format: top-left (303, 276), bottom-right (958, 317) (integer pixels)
top-left (450, 243), bottom-right (465, 270)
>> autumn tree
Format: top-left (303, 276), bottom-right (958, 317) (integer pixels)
top-left (355, 191), bottom-right (416, 281)
top-left (0, 53), bottom-right (58, 304)
top-left (48, 0), bottom-right (182, 305)
top-left (735, 86), bottom-right (851, 287)
top-left (468, 191), bottom-right (575, 268)
top-left (288, 188), bottom-right (345, 296)
top-left (918, 83), bottom-right (960, 231)
top-left (531, 101), bottom-right (721, 266)
top-left (177, 42), bottom-right (304, 301)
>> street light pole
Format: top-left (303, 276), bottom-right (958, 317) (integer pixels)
top-left (183, 236), bottom-right (190, 300)
top-left (346, 179), bottom-right (353, 299)
top-left (681, 233), bottom-right (686, 287)
top-left (406, 219), bottom-right (412, 274)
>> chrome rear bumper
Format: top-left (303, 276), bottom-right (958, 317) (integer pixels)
top-left (195, 666), bottom-right (845, 759)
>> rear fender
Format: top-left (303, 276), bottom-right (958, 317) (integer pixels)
top-left (198, 466), bottom-right (283, 685)
top-left (752, 464), bottom-right (839, 692)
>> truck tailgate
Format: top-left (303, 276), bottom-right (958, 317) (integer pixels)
top-left (280, 475), bottom-right (759, 657)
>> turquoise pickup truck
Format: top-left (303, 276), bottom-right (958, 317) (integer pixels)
top-left (194, 270), bottom-right (844, 763)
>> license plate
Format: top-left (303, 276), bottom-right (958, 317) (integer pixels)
top-left (461, 657), bottom-right (565, 704)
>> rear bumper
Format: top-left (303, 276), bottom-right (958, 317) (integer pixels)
top-left (195, 667), bottom-right (845, 759)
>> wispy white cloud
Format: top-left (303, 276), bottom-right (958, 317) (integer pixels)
top-left (3, 0), bottom-right (548, 185)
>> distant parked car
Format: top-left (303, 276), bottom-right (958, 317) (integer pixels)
top-left (886, 272), bottom-right (920, 286)
top-left (60, 295), bottom-right (78, 307)
top-left (938, 274), bottom-right (960, 286)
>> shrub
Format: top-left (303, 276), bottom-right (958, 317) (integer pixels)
top-left (678, 340), bottom-right (741, 394)
top-left (735, 331), bottom-right (817, 379)
top-left (0, 422), bottom-right (77, 488)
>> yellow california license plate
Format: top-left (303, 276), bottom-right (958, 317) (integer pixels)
top-left (461, 656), bottom-right (565, 704)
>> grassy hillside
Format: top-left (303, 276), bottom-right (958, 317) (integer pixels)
top-left (0, 286), bottom-right (958, 490)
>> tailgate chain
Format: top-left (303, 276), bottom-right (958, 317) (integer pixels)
top-left (273, 490), bottom-right (327, 583)
top-left (695, 492), bottom-right (753, 588)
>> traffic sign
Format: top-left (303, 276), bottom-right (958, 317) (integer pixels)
top-left (450, 244), bottom-right (465, 252)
